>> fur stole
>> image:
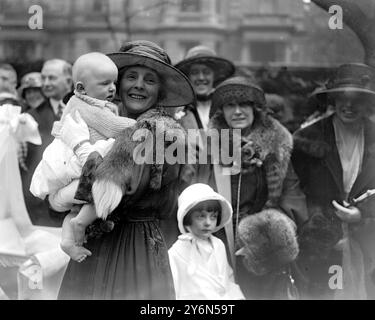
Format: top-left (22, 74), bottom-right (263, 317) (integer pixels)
top-left (236, 208), bottom-right (299, 275)
top-left (294, 115), bottom-right (375, 159)
top-left (90, 107), bottom-right (187, 219)
top-left (209, 110), bottom-right (293, 206)
top-left (293, 117), bottom-right (333, 159)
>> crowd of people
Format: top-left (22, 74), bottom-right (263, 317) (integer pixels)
top-left (1, 39), bottom-right (375, 300)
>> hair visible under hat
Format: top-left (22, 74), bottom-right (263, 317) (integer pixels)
top-left (108, 40), bottom-right (195, 108)
top-left (175, 45), bottom-right (235, 87)
top-left (211, 76), bottom-right (266, 115)
top-left (183, 200), bottom-right (222, 229)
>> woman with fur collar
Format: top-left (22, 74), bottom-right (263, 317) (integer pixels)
top-left (292, 63), bottom-right (375, 299)
top-left (199, 76), bottom-right (308, 299)
top-left (57, 40), bottom-right (196, 299)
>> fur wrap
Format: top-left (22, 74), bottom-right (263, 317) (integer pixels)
top-left (236, 208), bottom-right (299, 275)
top-left (209, 110), bottom-right (293, 206)
top-left (88, 108), bottom-right (187, 219)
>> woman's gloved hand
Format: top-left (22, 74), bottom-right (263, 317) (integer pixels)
top-left (332, 200), bottom-right (361, 223)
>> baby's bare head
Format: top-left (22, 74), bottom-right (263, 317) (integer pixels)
top-left (72, 52), bottom-right (118, 101)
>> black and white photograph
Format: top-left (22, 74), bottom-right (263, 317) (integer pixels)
top-left (1, 0), bottom-right (375, 306)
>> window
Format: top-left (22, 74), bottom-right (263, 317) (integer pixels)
top-left (180, 0), bottom-right (201, 12)
top-left (215, 0), bottom-right (223, 14)
top-left (3, 40), bottom-right (36, 62)
top-left (250, 41), bottom-right (285, 63)
top-left (180, 40), bottom-right (201, 56)
top-left (259, 0), bottom-right (278, 14)
top-left (93, 0), bottom-right (105, 12)
top-left (39, 0), bottom-right (69, 14)
top-left (87, 39), bottom-right (102, 51)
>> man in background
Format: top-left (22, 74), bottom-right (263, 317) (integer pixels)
top-left (0, 63), bottom-right (18, 96)
top-left (22, 59), bottom-right (73, 227)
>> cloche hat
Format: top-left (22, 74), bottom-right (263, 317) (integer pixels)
top-left (210, 76), bottom-right (266, 118)
top-left (18, 72), bottom-right (43, 98)
top-left (177, 183), bottom-right (232, 234)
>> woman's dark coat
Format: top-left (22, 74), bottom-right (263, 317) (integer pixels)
top-left (292, 114), bottom-right (375, 299)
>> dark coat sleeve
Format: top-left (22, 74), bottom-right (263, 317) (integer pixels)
top-left (278, 162), bottom-right (309, 228)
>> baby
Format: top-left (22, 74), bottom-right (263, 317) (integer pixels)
top-left (168, 183), bottom-right (244, 300)
top-left (30, 52), bottom-right (136, 262)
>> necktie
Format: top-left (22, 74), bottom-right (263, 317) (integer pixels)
top-left (56, 102), bottom-right (64, 119)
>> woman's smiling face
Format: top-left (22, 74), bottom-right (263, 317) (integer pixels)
top-left (188, 63), bottom-right (214, 96)
top-left (120, 66), bottom-right (161, 114)
top-left (333, 91), bottom-right (369, 125)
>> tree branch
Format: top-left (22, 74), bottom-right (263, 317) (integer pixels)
top-left (312, 0), bottom-right (375, 66)
top-left (128, 0), bottom-right (176, 20)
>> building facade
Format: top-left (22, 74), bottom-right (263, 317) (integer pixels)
top-left (0, 0), bottom-right (363, 66)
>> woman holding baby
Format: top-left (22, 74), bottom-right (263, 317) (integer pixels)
top-left (57, 41), bottom-right (195, 299)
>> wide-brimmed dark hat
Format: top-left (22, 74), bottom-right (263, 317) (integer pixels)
top-left (312, 63), bottom-right (375, 103)
top-left (210, 76), bottom-right (266, 118)
top-left (107, 40), bottom-right (195, 108)
top-left (175, 45), bottom-right (235, 86)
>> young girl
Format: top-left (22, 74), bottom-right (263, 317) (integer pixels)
top-left (30, 52), bottom-right (136, 262)
top-left (168, 183), bottom-right (244, 300)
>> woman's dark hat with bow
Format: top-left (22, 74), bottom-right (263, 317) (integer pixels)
top-left (174, 45), bottom-right (235, 87)
top-left (107, 40), bottom-right (196, 107)
top-left (312, 63), bottom-right (375, 103)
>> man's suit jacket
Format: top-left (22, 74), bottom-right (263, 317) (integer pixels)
top-left (22, 99), bottom-right (65, 227)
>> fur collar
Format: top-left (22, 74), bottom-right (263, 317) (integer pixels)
top-left (209, 110), bottom-right (293, 205)
top-left (95, 107), bottom-right (186, 194)
top-left (294, 115), bottom-right (375, 159)
top-left (87, 107), bottom-right (187, 219)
